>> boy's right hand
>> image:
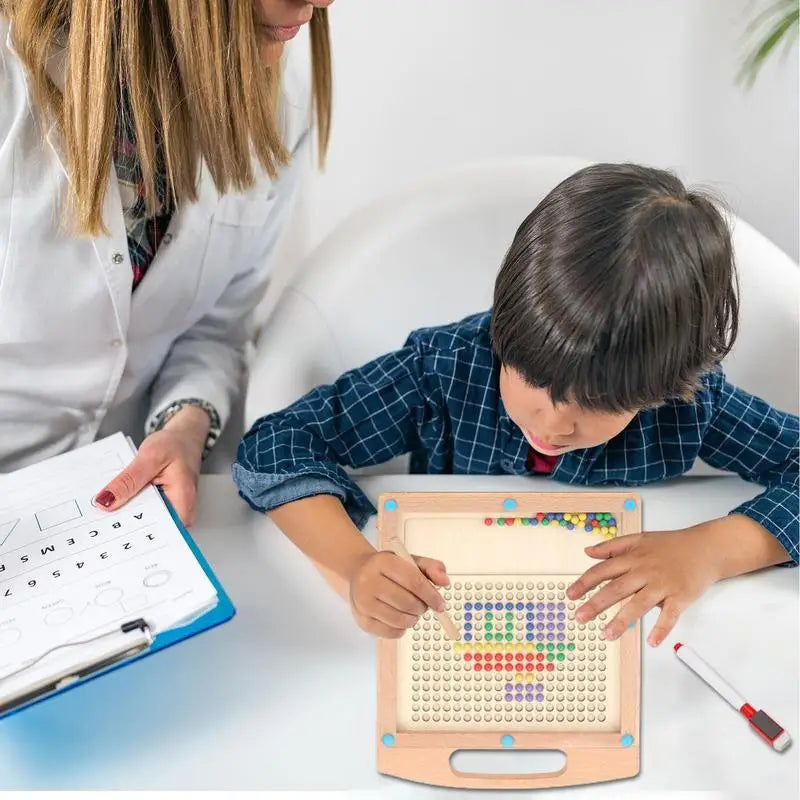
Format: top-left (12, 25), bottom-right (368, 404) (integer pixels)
top-left (349, 550), bottom-right (450, 638)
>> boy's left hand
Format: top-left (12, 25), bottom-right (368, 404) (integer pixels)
top-left (565, 527), bottom-right (724, 648)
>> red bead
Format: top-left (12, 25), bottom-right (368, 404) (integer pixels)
top-left (505, 663), bottom-right (514, 671)
top-left (591, 519), bottom-right (599, 527)
top-left (504, 653), bottom-right (513, 661)
top-left (536, 663), bottom-right (544, 671)
top-left (475, 663), bottom-right (483, 671)
top-left (515, 653), bottom-right (524, 661)
top-left (484, 518), bottom-right (493, 526)
top-left (525, 663), bottom-right (534, 671)
top-left (525, 653), bottom-right (534, 661)
top-left (536, 512), bottom-right (545, 520)
top-left (505, 518), bottom-right (515, 525)
top-left (474, 653), bottom-right (483, 661)
top-left (495, 653), bottom-right (503, 661)
top-left (546, 663), bottom-right (554, 671)
top-left (494, 663), bottom-right (503, 671)
top-left (536, 653), bottom-right (545, 662)
top-left (464, 653), bottom-right (472, 661)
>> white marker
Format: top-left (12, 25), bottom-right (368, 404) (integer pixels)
top-left (674, 642), bottom-right (791, 752)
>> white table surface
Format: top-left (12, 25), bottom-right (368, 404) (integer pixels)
top-left (1, 474), bottom-right (797, 798)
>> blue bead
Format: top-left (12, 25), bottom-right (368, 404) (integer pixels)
top-left (587, 513), bottom-right (594, 520)
top-left (555, 513), bottom-right (563, 520)
top-left (505, 602), bottom-right (513, 611)
top-left (567, 523), bottom-right (574, 530)
top-left (464, 603), bottom-right (472, 611)
top-left (526, 622), bottom-right (534, 631)
top-left (475, 602), bottom-right (483, 610)
top-left (464, 623), bottom-right (472, 631)
top-left (501, 734), bottom-right (515, 748)
top-left (526, 612), bottom-right (534, 621)
top-left (464, 612), bottom-right (472, 621)
top-left (516, 602), bottom-right (524, 610)
top-left (621, 734), bottom-right (634, 748)
top-left (624, 499), bottom-right (637, 511)
top-left (609, 518), bottom-right (617, 526)
top-left (464, 633), bottom-right (472, 641)
top-left (384, 499), bottom-right (398, 511)
top-left (526, 633), bottom-right (534, 641)
top-left (382, 733), bottom-right (396, 746)
top-left (530, 518), bottom-right (539, 526)
top-left (585, 525), bottom-right (593, 532)
top-left (485, 603), bottom-right (493, 611)
top-left (503, 498), bottom-right (517, 511)
top-left (525, 602), bottom-right (534, 610)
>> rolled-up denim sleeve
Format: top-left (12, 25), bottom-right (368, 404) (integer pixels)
top-left (233, 341), bottom-right (442, 528)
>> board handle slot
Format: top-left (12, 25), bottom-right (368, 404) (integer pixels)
top-left (379, 743), bottom-right (638, 788)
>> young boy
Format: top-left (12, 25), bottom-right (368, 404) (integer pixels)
top-left (234, 163), bottom-right (798, 647)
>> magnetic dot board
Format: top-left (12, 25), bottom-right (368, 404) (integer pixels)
top-left (377, 492), bottom-right (641, 790)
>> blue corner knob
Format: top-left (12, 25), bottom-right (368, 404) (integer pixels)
top-left (501, 734), bottom-right (515, 748)
top-left (621, 734), bottom-right (634, 747)
top-left (624, 499), bottom-right (637, 511)
top-left (384, 499), bottom-right (398, 511)
top-left (503, 498), bottom-right (517, 511)
top-left (382, 733), bottom-right (396, 746)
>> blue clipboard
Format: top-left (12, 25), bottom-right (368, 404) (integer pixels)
top-left (0, 497), bottom-right (235, 720)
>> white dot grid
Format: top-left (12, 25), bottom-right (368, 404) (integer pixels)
top-left (397, 574), bottom-right (622, 732)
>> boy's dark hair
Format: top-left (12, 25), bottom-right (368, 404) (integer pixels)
top-left (491, 163), bottom-right (739, 412)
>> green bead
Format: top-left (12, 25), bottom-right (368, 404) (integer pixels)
top-left (505, 633), bottom-right (513, 641)
top-left (497, 518), bottom-right (505, 526)
top-left (536, 642), bottom-right (544, 651)
top-left (485, 633), bottom-right (493, 641)
top-left (546, 643), bottom-right (554, 651)
top-left (486, 612), bottom-right (493, 620)
top-left (557, 643), bottom-right (565, 651)
top-left (485, 622), bottom-right (493, 631)
top-left (557, 653), bottom-right (565, 661)
top-left (505, 623), bottom-right (513, 631)
top-left (567, 643), bottom-right (576, 651)
top-left (559, 519), bottom-right (567, 526)
top-left (521, 518), bottom-right (530, 526)
top-left (542, 518), bottom-right (550, 525)
top-left (505, 612), bottom-right (514, 621)
top-left (547, 653), bottom-right (555, 661)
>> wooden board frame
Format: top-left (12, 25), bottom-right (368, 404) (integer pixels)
top-left (376, 491), bottom-right (641, 789)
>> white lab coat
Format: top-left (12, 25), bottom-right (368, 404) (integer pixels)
top-left (0, 18), bottom-right (310, 471)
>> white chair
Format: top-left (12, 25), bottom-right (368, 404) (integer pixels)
top-left (245, 157), bottom-right (799, 476)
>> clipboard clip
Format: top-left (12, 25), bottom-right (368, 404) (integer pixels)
top-left (0, 618), bottom-right (154, 716)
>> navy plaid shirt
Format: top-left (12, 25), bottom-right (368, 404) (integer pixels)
top-left (234, 312), bottom-right (799, 565)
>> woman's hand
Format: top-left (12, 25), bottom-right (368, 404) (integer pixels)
top-left (94, 406), bottom-right (210, 526)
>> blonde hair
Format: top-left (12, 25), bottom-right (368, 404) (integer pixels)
top-left (2, 0), bottom-right (332, 235)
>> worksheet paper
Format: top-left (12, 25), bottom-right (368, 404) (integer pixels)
top-left (0, 433), bottom-right (217, 704)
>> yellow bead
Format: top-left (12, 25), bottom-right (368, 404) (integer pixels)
top-left (515, 673), bottom-right (524, 682)
top-left (600, 527), bottom-right (608, 535)
top-left (604, 532), bottom-right (614, 539)
top-left (578, 513), bottom-right (587, 521)
top-left (609, 526), bottom-right (617, 534)
top-left (564, 513), bottom-right (572, 522)
top-left (525, 643), bottom-right (534, 651)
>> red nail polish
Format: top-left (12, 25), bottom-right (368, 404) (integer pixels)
top-left (95, 489), bottom-right (115, 508)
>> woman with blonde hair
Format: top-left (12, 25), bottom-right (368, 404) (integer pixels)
top-left (0, 0), bottom-right (333, 522)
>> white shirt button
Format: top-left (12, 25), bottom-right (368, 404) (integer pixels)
top-left (163, 233), bottom-right (173, 244)
top-left (112, 252), bottom-right (124, 265)
top-left (110, 338), bottom-right (123, 348)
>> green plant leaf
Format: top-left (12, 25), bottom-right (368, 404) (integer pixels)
top-left (738, 0), bottom-right (799, 87)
